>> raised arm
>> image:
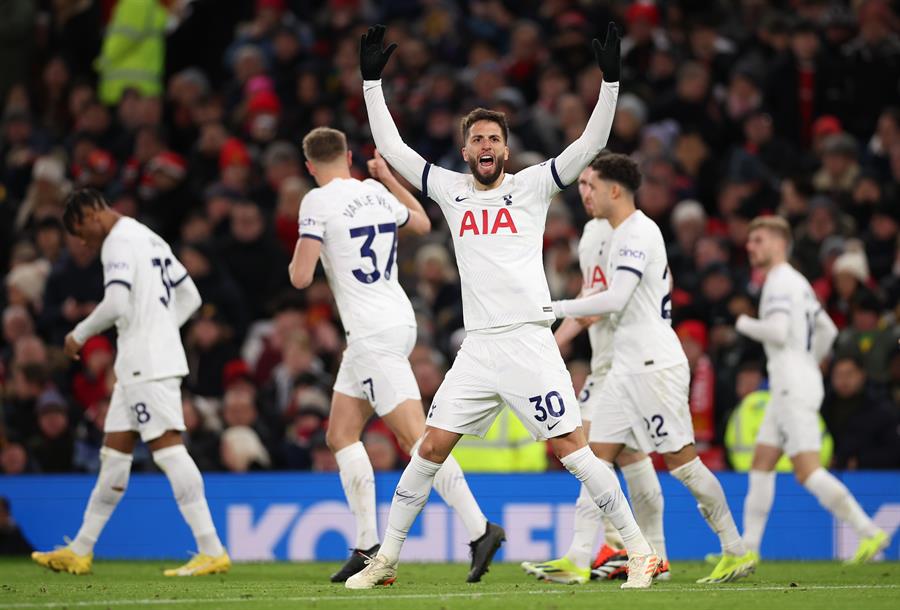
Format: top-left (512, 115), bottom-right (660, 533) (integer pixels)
top-left (361, 25), bottom-right (428, 189)
top-left (368, 150), bottom-right (431, 234)
top-left (553, 23), bottom-right (621, 187)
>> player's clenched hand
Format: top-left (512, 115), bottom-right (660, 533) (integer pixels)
top-left (367, 150), bottom-right (394, 183)
top-left (359, 24), bottom-right (397, 81)
top-left (64, 332), bottom-right (82, 360)
top-left (592, 22), bottom-right (621, 83)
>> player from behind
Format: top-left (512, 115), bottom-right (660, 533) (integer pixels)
top-left (551, 154), bottom-right (756, 584)
top-left (736, 216), bottom-right (890, 563)
top-left (288, 127), bottom-right (501, 584)
top-left (32, 189), bottom-right (229, 576)
top-left (521, 164), bottom-right (668, 585)
top-left (350, 24), bottom-right (661, 591)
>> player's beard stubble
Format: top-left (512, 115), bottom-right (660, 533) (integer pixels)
top-left (468, 154), bottom-right (505, 187)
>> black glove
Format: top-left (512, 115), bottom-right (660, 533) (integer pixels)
top-left (592, 22), bottom-right (621, 83)
top-left (359, 24), bottom-right (398, 81)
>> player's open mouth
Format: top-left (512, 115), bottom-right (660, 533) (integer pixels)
top-left (478, 155), bottom-right (494, 171)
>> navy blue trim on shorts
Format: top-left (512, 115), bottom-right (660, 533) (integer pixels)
top-left (422, 163), bottom-right (432, 199)
top-left (550, 158), bottom-right (566, 190)
top-left (104, 279), bottom-right (132, 290)
top-left (616, 265), bottom-right (643, 278)
top-left (300, 233), bottom-right (324, 242)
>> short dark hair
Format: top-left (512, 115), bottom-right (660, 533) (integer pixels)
top-left (590, 153), bottom-right (642, 193)
top-left (62, 188), bottom-right (109, 234)
top-left (461, 108), bottom-right (509, 143)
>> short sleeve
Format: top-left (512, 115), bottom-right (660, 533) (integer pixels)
top-left (515, 158), bottom-right (566, 207)
top-left (611, 226), bottom-right (652, 278)
top-left (759, 273), bottom-right (794, 318)
top-left (101, 236), bottom-right (135, 290)
top-left (419, 163), bottom-right (464, 207)
top-left (167, 252), bottom-right (190, 287)
top-left (297, 191), bottom-right (327, 242)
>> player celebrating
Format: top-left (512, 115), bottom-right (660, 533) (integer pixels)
top-left (32, 189), bottom-right (229, 576)
top-left (736, 216), bottom-right (890, 563)
top-left (521, 164), bottom-right (668, 584)
top-left (551, 153), bottom-right (756, 584)
top-left (289, 127), bottom-right (501, 583)
top-left (350, 24), bottom-right (662, 591)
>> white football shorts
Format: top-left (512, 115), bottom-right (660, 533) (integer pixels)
top-left (755, 385), bottom-right (824, 457)
top-left (578, 367), bottom-right (611, 423)
top-left (588, 363), bottom-right (695, 454)
top-left (427, 322), bottom-right (582, 440)
top-left (333, 325), bottom-right (421, 417)
top-left (106, 377), bottom-right (185, 442)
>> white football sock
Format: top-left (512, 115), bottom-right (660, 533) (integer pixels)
top-left (379, 451), bottom-right (442, 565)
top-left (596, 459), bottom-right (625, 550)
top-left (70, 447), bottom-right (132, 556)
top-left (803, 468), bottom-right (879, 538)
top-left (560, 447), bottom-right (652, 557)
top-left (621, 457), bottom-right (667, 559)
top-left (154, 445), bottom-right (224, 557)
top-left (432, 454), bottom-right (488, 542)
top-left (335, 442), bottom-right (379, 549)
top-left (670, 457), bottom-right (746, 556)
top-left (566, 483), bottom-right (605, 568)
top-left (743, 470), bottom-right (775, 554)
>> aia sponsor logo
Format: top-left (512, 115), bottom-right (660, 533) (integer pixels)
top-left (459, 208), bottom-right (518, 236)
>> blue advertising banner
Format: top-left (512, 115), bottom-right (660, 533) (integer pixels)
top-left (2, 472), bottom-right (898, 562)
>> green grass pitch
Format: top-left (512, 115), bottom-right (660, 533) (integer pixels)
top-left (2, 559), bottom-right (898, 610)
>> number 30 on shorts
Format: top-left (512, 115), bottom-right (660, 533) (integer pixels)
top-left (530, 391), bottom-right (566, 422)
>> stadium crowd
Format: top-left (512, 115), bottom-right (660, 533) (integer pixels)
top-left (1, 0), bottom-right (899, 477)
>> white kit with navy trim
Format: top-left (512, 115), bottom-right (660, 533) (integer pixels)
top-left (96, 217), bottom-right (190, 385)
top-left (605, 210), bottom-right (686, 374)
top-left (298, 177), bottom-right (415, 342)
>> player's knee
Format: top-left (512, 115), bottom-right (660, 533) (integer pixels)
top-left (415, 437), bottom-right (449, 464)
top-left (325, 426), bottom-right (355, 453)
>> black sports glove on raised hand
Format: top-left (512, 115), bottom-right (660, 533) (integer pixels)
top-left (592, 22), bottom-right (621, 83)
top-left (359, 24), bottom-right (398, 81)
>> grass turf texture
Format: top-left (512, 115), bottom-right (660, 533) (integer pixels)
top-left (1, 559), bottom-right (898, 610)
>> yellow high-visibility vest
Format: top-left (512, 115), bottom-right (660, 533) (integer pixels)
top-left (725, 390), bottom-right (833, 472)
top-left (452, 409), bottom-right (547, 472)
top-left (96, 0), bottom-right (167, 105)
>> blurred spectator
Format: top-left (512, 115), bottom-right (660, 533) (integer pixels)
top-left (220, 425), bottom-right (270, 473)
top-left (183, 393), bottom-right (221, 472)
top-left (0, 496), bottom-right (33, 555)
top-left (0, 442), bottom-right (31, 475)
top-left (823, 355), bottom-right (900, 469)
top-left (39, 233), bottom-right (102, 345)
top-left (217, 199), bottom-right (289, 320)
top-left (834, 293), bottom-right (899, 383)
top-left (26, 388), bottom-right (74, 473)
top-left (97, 0), bottom-right (167, 106)
top-left (185, 304), bottom-right (240, 398)
top-left (71, 336), bottom-right (114, 411)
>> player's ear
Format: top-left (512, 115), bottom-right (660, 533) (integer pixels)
top-left (461, 147), bottom-right (469, 162)
top-left (305, 160), bottom-right (317, 177)
top-left (502, 145), bottom-right (509, 161)
top-left (346, 150), bottom-right (352, 167)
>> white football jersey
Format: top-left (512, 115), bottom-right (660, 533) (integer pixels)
top-left (758, 262), bottom-right (825, 392)
top-left (298, 178), bottom-right (415, 341)
top-left (100, 217), bottom-right (189, 385)
top-left (578, 218), bottom-right (615, 374)
top-left (421, 160), bottom-right (565, 330)
top-left (606, 210), bottom-right (687, 374)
